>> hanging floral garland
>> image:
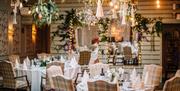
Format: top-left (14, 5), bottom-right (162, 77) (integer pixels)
top-left (31, 0), bottom-right (59, 27)
top-left (132, 13), bottom-right (162, 64)
top-left (98, 18), bottom-right (111, 42)
top-left (132, 13), bottom-right (162, 41)
top-left (51, 9), bottom-right (83, 52)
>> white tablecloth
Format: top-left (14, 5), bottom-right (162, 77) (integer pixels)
top-left (64, 64), bottom-right (81, 79)
top-left (16, 67), bottom-right (46, 91)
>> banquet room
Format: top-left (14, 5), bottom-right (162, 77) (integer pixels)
top-left (0, 0), bottom-right (180, 91)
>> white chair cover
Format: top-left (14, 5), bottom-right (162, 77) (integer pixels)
top-left (142, 64), bottom-right (162, 87)
top-left (46, 65), bottom-right (63, 88)
top-left (175, 70), bottom-right (180, 77)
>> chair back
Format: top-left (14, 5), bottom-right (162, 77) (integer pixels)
top-left (142, 64), bottom-right (162, 87)
top-left (87, 80), bottom-right (118, 91)
top-left (46, 61), bottom-right (64, 73)
top-left (163, 77), bottom-right (180, 91)
top-left (175, 69), bottom-right (180, 77)
top-left (46, 65), bottom-right (63, 88)
top-left (0, 61), bottom-right (16, 88)
top-left (78, 51), bottom-right (91, 65)
top-left (52, 75), bottom-right (75, 91)
top-left (89, 63), bottom-right (109, 77)
top-left (123, 46), bottom-right (132, 60)
top-left (8, 55), bottom-right (20, 66)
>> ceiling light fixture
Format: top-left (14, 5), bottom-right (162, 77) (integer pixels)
top-left (31, 0), bottom-right (59, 27)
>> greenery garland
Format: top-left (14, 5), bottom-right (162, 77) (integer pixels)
top-left (51, 9), bottom-right (83, 52)
top-left (132, 13), bottom-right (163, 41)
top-left (98, 18), bottom-right (111, 42)
top-left (31, 0), bottom-right (59, 27)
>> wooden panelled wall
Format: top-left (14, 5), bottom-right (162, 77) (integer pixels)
top-left (50, 0), bottom-right (100, 54)
top-left (0, 1), bottom-right (36, 60)
top-left (138, 0), bottom-right (180, 65)
top-left (0, 1), bottom-right (23, 60)
top-left (20, 0), bottom-right (180, 65)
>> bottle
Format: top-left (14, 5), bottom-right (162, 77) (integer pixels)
top-left (100, 68), bottom-right (105, 76)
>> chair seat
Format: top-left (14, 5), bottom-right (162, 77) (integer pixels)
top-left (16, 80), bottom-right (27, 88)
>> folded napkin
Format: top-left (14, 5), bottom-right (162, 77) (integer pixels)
top-left (25, 56), bottom-right (30, 66)
top-left (15, 59), bottom-right (20, 68)
top-left (130, 68), bottom-right (137, 82)
top-left (46, 57), bottom-right (50, 62)
top-left (60, 55), bottom-right (66, 63)
top-left (31, 59), bottom-right (35, 68)
top-left (118, 67), bottom-right (124, 74)
top-left (82, 70), bottom-right (89, 83)
top-left (23, 61), bottom-right (27, 69)
top-left (106, 69), bottom-right (112, 78)
top-left (84, 45), bottom-right (88, 50)
top-left (89, 47), bottom-right (99, 64)
top-left (70, 56), bottom-right (78, 68)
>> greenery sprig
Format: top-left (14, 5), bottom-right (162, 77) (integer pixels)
top-left (132, 13), bottom-right (163, 41)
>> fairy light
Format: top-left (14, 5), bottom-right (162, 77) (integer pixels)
top-left (109, 2), bottom-right (113, 7)
top-left (114, 5), bottom-right (119, 10)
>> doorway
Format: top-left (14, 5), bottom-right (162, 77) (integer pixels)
top-left (36, 24), bottom-right (50, 53)
top-left (162, 24), bottom-right (180, 82)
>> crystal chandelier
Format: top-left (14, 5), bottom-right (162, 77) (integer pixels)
top-left (76, 0), bottom-right (98, 29)
top-left (75, 0), bottom-right (137, 30)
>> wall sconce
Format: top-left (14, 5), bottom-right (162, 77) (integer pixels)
top-left (32, 24), bottom-right (37, 43)
top-left (156, 0), bottom-right (160, 8)
top-left (8, 23), bottom-right (14, 42)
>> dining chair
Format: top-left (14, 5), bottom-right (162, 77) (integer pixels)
top-left (87, 80), bottom-right (119, 91)
top-left (175, 69), bottom-right (180, 76)
top-left (142, 64), bottom-right (162, 88)
top-left (52, 75), bottom-right (75, 91)
top-left (163, 76), bottom-right (180, 91)
top-left (42, 65), bottom-right (63, 91)
top-left (8, 54), bottom-right (20, 66)
top-left (89, 63), bottom-right (109, 77)
top-left (46, 61), bottom-right (64, 73)
top-left (0, 61), bottom-right (30, 91)
top-left (78, 51), bottom-right (91, 65)
top-left (123, 46), bottom-right (132, 64)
